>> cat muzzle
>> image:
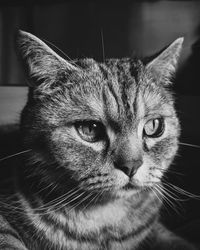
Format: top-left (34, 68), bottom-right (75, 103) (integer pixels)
top-left (115, 158), bottom-right (143, 178)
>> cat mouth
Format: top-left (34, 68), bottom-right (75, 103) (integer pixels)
top-left (123, 181), bottom-right (141, 190)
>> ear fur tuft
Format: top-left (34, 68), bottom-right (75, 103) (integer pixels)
top-left (15, 30), bottom-right (78, 88)
top-left (146, 37), bottom-right (184, 84)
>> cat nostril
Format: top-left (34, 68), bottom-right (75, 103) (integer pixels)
top-left (120, 165), bottom-right (132, 177)
top-left (114, 159), bottom-right (143, 177)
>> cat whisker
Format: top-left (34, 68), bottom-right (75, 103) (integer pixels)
top-left (83, 192), bottom-right (99, 211)
top-left (58, 191), bottom-right (87, 212)
top-left (156, 183), bottom-right (186, 201)
top-left (179, 142), bottom-right (200, 149)
top-left (152, 185), bottom-right (177, 216)
top-left (69, 191), bottom-right (95, 212)
top-left (31, 187), bottom-right (81, 213)
top-left (35, 181), bottom-right (58, 195)
top-left (42, 182), bottom-right (59, 196)
top-left (151, 187), bottom-right (163, 203)
top-left (155, 167), bottom-right (185, 176)
top-left (92, 189), bottom-right (104, 205)
top-left (38, 187), bottom-right (82, 209)
top-left (0, 197), bottom-right (30, 216)
top-left (42, 38), bottom-right (81, 69)
top-left (162, 182), bottom-right (200, 200)
top-left (28, 188), bottom-right (85, 215)
top-left (5, 194), bottom-right (78, 217)
top-left (153, 184), bottom-right (182, 216)
top-left (152, 185), bottom-right (172, 215)
top-left (0, 149), bottom-right (32, 162)
top-left (83, 190), bottom-right (104, 211)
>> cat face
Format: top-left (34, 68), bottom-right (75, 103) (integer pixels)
top-left (17, 31), bottom-right (183, 199)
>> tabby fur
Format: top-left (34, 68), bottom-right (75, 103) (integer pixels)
top-left (0, 31), bottom-right (197, 250)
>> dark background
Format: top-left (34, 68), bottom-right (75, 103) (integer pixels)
top-left (0, 0), bottom-right (200, 245)
top-left (0, 0), bottom-right (200, 95)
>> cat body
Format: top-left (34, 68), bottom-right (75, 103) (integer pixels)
top-left (0, 189), bottom-right (161, 249)
top-left (0, 31), bottom-right (197, 250)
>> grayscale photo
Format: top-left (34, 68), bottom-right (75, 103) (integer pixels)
top-left (0, 0), bottom-right (200, 249)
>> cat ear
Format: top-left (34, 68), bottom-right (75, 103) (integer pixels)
top-left (146, 37), bottom-right (184, 84)
top-left (15, 30), bottom-right (78, 88)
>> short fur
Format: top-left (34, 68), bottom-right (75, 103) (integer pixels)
top-left (0, 31), bottom-right (197, 250)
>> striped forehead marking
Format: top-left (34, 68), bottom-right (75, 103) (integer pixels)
top-left (135, 91), bottom-right (146, 120)
top-left (100, 60), bottom-right (142, 126)
top-left (102, 83), bottom-right (120, 122)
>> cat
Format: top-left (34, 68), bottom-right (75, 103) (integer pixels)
top-left (0, 30), bottom-right (197, 250)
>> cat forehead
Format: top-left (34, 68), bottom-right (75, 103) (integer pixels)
top-left (74, 57), bottom-right (142, 94)
top-left (67, 58), bottom-right (139, 116)
top-left (64, 58), bottom-right (173, 126)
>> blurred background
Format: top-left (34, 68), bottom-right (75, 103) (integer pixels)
top-left (0, 0), bottom-right (200, 94)
top-left (0, 0), bottom-right (200, 245)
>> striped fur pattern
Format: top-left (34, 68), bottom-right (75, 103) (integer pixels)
top-left (0, 31), bottom-right (196, 249)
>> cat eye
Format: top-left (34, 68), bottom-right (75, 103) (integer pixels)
top-left (75, 121), bottom-right (106, 143)
top-left (143, 118), bottom-right (164, 138)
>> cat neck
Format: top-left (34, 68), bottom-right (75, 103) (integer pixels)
top-left (13, 187), bottom-right (160, 250)
top-left (3, 173), bottom-right (161, 250)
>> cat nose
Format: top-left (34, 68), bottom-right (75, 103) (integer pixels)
top-left (114, 158), bottom-right (143, 177)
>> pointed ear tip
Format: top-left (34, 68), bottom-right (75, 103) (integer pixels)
top-left (16, 30), bottom-right (36, 41)
top-left (15, 29), bottom-right (29, 41)
top-left (18, 30), bottom-right (26, 36)
top-left (174, 37), bottom-right (184, 46)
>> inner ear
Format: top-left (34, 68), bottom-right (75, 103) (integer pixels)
top-left (15, 30), bottom-right (78, 89)
top-left (146, 37), bottom-right (184, 85)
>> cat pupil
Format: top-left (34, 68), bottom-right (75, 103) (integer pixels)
top-left (83, 123), bottom-right (96, 135)
top-left (143, 118), bottom-right (164, 138)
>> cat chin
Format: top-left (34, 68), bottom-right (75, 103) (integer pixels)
top-left (113, 179), bottom-right (158, 199)
top-left (111, 182), bottom-right (142, 199)
top-left (115, 188), bottom-right (141, 199)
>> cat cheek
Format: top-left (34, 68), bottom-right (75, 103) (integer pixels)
top-left (133, 165), bottom-right (149, 184)
top-left (164, 143), bottom-right (179, 160)
top-left (145, 138), bottom-right (160, 149)
top-left (134, 163), bottom-right (162, 185)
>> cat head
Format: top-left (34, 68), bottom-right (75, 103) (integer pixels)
top-left (16, 30), bottom-right (183, 200)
